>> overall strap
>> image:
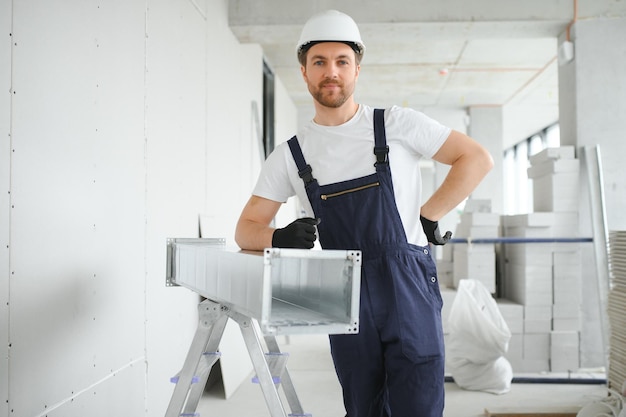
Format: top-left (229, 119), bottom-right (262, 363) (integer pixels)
top-left (373, 108), bottom-right (389, 166)
top-left (287, 136), bottom-right (315, 184)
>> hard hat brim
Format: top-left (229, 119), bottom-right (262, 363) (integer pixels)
top-left (298, 40), bottom-right (364, 57)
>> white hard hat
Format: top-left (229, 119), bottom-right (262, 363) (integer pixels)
top-left (296, 10), bottom-right (365, 59)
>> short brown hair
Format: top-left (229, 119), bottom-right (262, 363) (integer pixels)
top-left (297, 41), bottom-right (363, 66)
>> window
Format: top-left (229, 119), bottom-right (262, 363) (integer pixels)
top-left (503, 123), bottom-right (560, 214)
top-left (545, 124), bottom-right (560, 148)
top-left (262, 61), bottom-right (275, 158)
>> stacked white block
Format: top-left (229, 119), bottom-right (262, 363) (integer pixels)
top-left (501, 210), bottom-right (582, 373)
top-left (502, 211), bottom-right (579, 238)
top-left (552, 250), bottom-right (582, 332)
top-left (523, 333), bottom-right (551, 373)
top-left (437, 244), bottom-right (454, 289)
top-left (528, 146), bottom-right (579, 212)
top-left (550, 331), bottom-right (581, 372)
top-left (455, 212), bottom-right (500, 238)
top-left (452, 211), bottom-right (499, 293)
top-left (498, 299), bottom-right (524, 371)
top-left (453, 244), bottom-right (496, 293)
top-left (501, 213), bottom-right (579, 306)
top-left (505, 251), bottom-right (553, 372)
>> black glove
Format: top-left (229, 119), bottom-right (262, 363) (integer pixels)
top-left (420, 215), bottom-right (452, 245)
top-left (272, 217), bottom-right (320, 249)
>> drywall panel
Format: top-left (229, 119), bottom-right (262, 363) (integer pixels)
top-left (3, 0), bottom-right (298, 415)
top-left (273, 75), bottom-right (300, 227)
top-left (197, 33), bottom-right (267, 401)
top-left (44, 359), bottom-right (146, 417)
top-left (203, 5), bottom-right (265, 244)
top-left (0, 0), bottom-right (11, 414)
top-left (9, 1), bottom-right (147, 415)
top-left (144, 0), bottom-right (211, 414)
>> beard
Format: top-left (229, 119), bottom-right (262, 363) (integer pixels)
top-left (309, 79), bottom-right (354, 108)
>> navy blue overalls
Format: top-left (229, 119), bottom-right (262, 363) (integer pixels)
top-left (288, 109), bottom-right (445, 417)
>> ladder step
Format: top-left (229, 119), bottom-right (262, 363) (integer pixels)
top-left (251, 352), bottom-right (289, 385)
top-left (170, 352), bottom-right (221, 384)
top-left (170, 375), bottom-right (199, 384)
top-left (251, 375), bottom-right (282, 384)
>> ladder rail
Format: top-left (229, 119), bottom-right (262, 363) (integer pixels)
top-left (165, 301), bottom-right (228, 417)
top-left (264, 335), bottom-right (306, 415)
top-left (229, 309), bottom-right (288, 417)
top-left (165, 299), bottom-right (310, 417)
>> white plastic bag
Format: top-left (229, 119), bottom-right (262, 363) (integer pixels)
top-left (447, 279), bottom-right (513, 394)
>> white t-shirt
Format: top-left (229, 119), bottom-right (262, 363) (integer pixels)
top-left (253, 104), bottom-right (451, 246)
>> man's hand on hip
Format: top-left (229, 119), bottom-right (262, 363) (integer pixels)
top-left (420, 215), bottom-right (452, 245)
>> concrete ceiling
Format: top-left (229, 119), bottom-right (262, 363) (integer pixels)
top-left (228, 0), bottom-right (621, 142)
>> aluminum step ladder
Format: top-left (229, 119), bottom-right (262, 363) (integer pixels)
top-left (164, 298), bottom-right (310, 417)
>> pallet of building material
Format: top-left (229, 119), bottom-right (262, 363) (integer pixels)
top-left (484, 406), bottom-right (579, 417)
top-left (527, 159), bottom-right (579, 179)
top-left (529, 146), bottom-right (576, 165)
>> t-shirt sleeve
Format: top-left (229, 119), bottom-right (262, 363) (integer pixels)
top-left (391, 106), bottom-right (451, 158)
top-left (252, 142), bottom-right (296, 203)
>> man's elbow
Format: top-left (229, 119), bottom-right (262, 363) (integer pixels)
top-left (234, 219), bottom-right (248, 249)
top-left (482, 149), bottom-right (495, 175)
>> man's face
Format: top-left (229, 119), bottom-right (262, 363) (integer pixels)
top-left (301, 42), bottom-right (360, 108)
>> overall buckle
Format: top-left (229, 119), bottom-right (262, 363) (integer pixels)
top-left (374, 146), bottom-right (389, 165)
top-left (298, 164), bottom-right (314, 184)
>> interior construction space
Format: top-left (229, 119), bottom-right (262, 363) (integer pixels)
top-left (1, 0), bottom-right (626, 416)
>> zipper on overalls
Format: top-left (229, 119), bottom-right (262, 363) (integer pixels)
top-left (320, 181), bottom-right (380, 200)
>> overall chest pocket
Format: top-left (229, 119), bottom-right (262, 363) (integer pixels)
top-left (318, 173), bottom-right (380, 203)
top-left (321, 181), bottom-right (380, 200)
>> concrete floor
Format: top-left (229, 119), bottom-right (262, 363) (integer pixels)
top-left (196, 334), bottom-right (611, 417)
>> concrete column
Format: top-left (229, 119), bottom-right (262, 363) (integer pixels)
top-left (468, 106), bottom-right (505, 215)
top-left (558, 16), bottom-right (626, 369)
top-left (559, 17), bottom-right (626, 231)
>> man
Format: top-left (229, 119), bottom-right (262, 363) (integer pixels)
top-left (235, 9), bottom-right (493, 417)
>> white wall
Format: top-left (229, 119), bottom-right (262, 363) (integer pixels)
top-left (0, 0), bottom-right (11, 414)
top-left (7, 2), bottom-right (148, 416)
top-left (273, 75), bottom-right (301, 226)
top-left (0, 0), bottom-right (294, 416)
